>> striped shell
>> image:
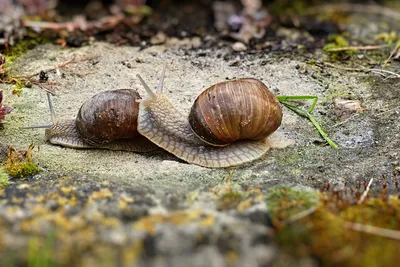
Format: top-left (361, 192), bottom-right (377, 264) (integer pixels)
top-left (188, 78), bottom-right (282, 146)
top-left (75, 89), bottom-right (141, 145)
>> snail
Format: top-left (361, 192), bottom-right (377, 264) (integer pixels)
top-left (44, 89), bottom-right (159, 153)
top-left (25, 64), bottom-right (285, 168)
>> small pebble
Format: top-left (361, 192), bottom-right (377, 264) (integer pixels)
top-left (232, 42), bottom-right (247, 52)
top-left (150, 32), bottom-right (167, 45)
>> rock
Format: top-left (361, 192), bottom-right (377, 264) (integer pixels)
top-left (232, 42), bottom-right (247, 52)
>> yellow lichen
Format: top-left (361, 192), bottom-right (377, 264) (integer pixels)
top-left (133, 210), bottom-right (214, 235)
top-left (88, 188), bottom-right (113, 203)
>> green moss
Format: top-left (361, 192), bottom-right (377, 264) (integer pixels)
top-left (307, 59), bottom-right (316, 65)
top-left (11, 81), bottom-right (25, 96)
top-left (0, 168), bottom-right (10, 187)
top-left (5, 161), bottom-right (40, 178)
top-left (266, 186), bottom-right (320, 221)
top-left (275, 150), bottom-right (301, 166)
top-left (1, 38), bottom-right (47, 96)
top-left (323, 34), bottom-right (356, 61)
top-left (2, 144), bottom-right (41, 178)
top-left (267, 185), bottom-right (400, 266)
top-left (320, 85), bottom-right (352, 104)
top-left (375, 31), bottom-right (398, 44)
top-left (217, 190), bottom-right (243, 210)
top-left (3, 38), bottom-right (47, 68)
top-left (327, 34), bottom-right (349, 47)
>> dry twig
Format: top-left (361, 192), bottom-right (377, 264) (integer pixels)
top-left (0, 55), bottom-right (98, 95)
top-left (286, 205), bottom-right (318, 224)
top-left (322, 62), bottom-right (369, 72)
top-left (22, 14), bottom-right (124, 32)
top-left (383, 43), bottom-right (400, 67)
top-left (357, 178), bottom-right (373, 204)
top-left (344, 221), bottom-right (400, 240)
top-left (331, 114), bottom-right (359, 128)
top-left (325, 45), bottom-right (389, 52)
top-left (368, 68), bottom-right (400, 78)
top-left (323, 63), bottom-right (400, 79)
top-left (24, 55), bottom-right (99, 79)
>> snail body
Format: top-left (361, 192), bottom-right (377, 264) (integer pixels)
top-left (40, 66), bottom-right (283, 168)
top-left (137, 89), bottom-right (273, 168)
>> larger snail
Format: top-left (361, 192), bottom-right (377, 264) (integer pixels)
top-left (27, 64), bottom-right (284, 168)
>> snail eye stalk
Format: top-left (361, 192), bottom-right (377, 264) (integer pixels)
top-left (47, 92), bottom-right (56, 121)
top-left (137, 74), bottom-right (156, 99)
top-left (156, 62), bottom-right (166, 94)
top-left (21, 124), bottom-right (53, 129)
top-left (21, 93), bottom-right (55, 129)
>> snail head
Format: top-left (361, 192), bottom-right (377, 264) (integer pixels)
top-left (136, 62), bottom-right (170, 109)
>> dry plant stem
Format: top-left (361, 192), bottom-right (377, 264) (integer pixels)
top-left (368, 68), bottom-right (400, 79)
top-left (357, 178), bottom-right (373, 204)
top-left (22, 14), bottom-right (124, 32)
top-left (0, 78), bottom-right (58, 95)
top-left (324, 63), bottom-right (400, 79)
top-left (323, 63), bottom-right (370, 72)
top-left (0, 55), bottom-right (98, 95)
top-left (326, 45), bottom-right (390, 52)
top-left (382, 42), bottom-right (400, 67)
top-left (375, 105), bottom-right (399, 116)
top-left (24, 55), bottom-right (99, 80)
top-left (344, 222), bottom-right (400, 241)
top-left (332, 114), bottom-right (359, 128)
top-left (285, 205), bottom-right (318, 224)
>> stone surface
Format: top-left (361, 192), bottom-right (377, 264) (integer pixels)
top-left (0, 32), bottom-right (399, 266)
top-left (1, 41), bottom-right (398, 191)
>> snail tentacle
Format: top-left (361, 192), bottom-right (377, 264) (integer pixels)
top-left (156, 62), bottom-right (166, 94)
top-left (136, 74), bottom-right (156, 99)
top-left (21, 123), bottom-right (53, 129)
top-left (47, 93), bottom-right (56, 121)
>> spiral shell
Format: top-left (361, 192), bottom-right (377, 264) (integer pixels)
top-left (188, 78), bottom-right (282, 146)
top-left (75, 89), bottom-right (141, 145)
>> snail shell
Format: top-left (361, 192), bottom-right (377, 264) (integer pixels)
top-left (75, 89), bottom-right (141, 145)
top-left (188, 78), bottom-right (282, 146)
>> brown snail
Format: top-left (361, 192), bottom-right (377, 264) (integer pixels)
top-left (42, 89), bottom-right (158, 153)
top-left (26, 65), bottom-right (283, 168)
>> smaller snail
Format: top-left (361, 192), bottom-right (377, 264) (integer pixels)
top-left (25, 64), bottom-right (288, 168)
top-left (25, 89), bottom-right (158, 153)
top-left (44, 89), bottom-right (159, 153)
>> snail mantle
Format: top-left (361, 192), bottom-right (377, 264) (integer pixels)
top-left (25, 65), bottom-right (295, 168)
